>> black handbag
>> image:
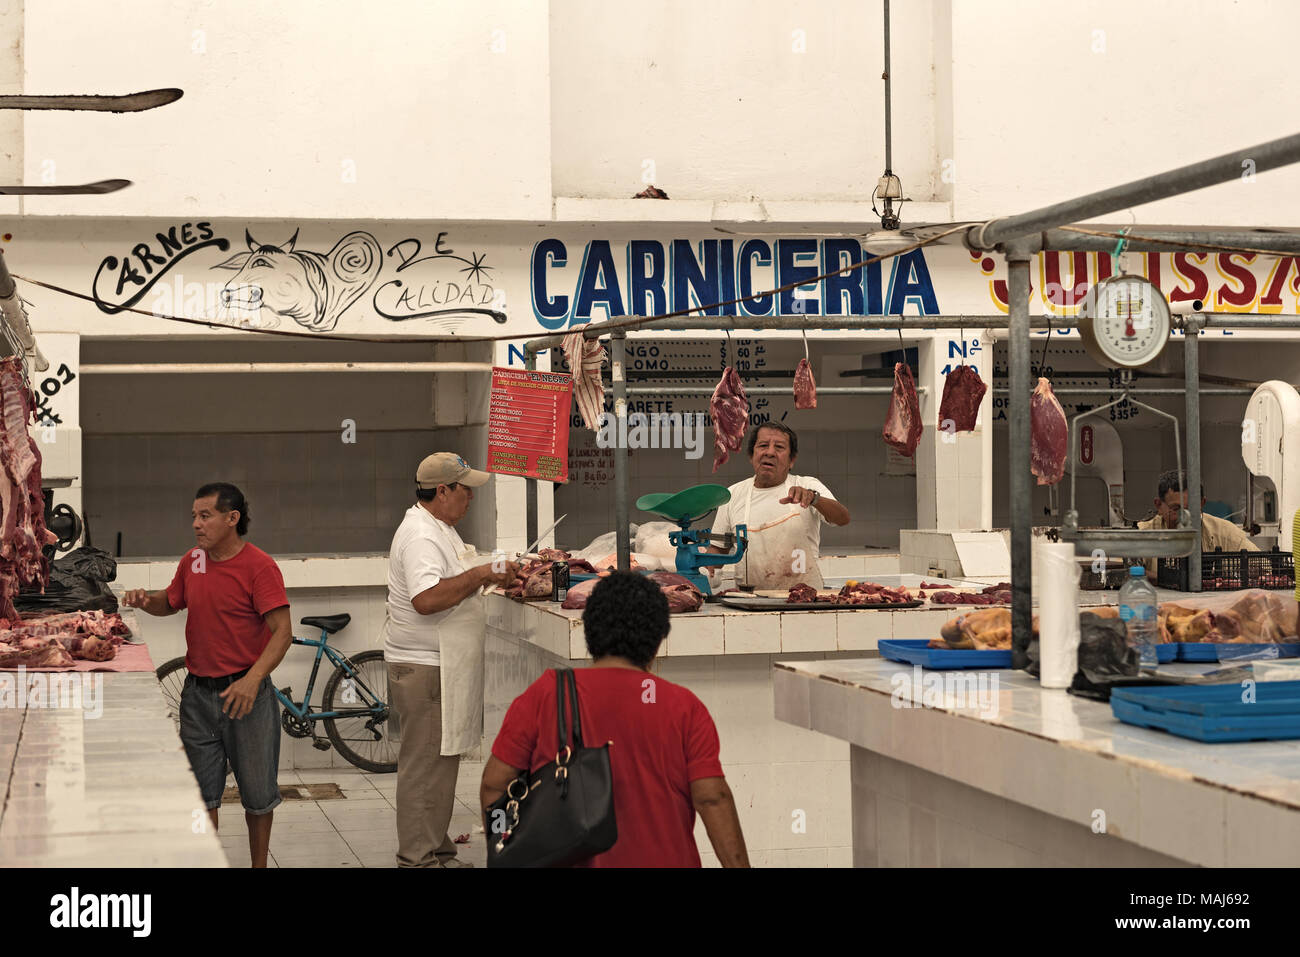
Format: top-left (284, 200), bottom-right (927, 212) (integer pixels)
top-left (486, 668), bottom-right (617, 868)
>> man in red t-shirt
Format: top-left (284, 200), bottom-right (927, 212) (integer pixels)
top-left (482, 572), bottom-right (749, 868)
top-left (125, 482), bottom-right (291, 868)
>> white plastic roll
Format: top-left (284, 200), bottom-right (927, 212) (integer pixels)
top-left (1033, 540), bottom-right (1081, 688)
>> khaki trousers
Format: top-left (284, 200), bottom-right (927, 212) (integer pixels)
top-left (388, 662), bottom-right (461, 867)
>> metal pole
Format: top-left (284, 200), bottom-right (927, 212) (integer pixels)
top-left (991, 387), bottom-right (1252, 396)
top-left (1006, 242), bottom-right (1037, 669)
top-left (882, 0), bottom-right (892, 174)
top-left (524, 349), bottom-right (538, 553)
top-left (611, 332), bottom-right (631, 571)
top-left (624, 385), bottom-right (921, 396)
top-left (969, 132), bottom-right (1300, 248)
top-left (79, 362), bottom-right (495, 374)
top-left (1184, 321), bottom-right (1203, 592)
top-left (1041, 228), bottom-right (1300, 255)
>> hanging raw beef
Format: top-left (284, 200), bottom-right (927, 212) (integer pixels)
top-left (882, 362), bottom-right (923, 458)
top-left (938, 364), bottom-right (987, 433)
top-left (0, 357), bottom-right (55, 625)
top-left (1030, 377), bottom-right (1068, 486)
top-left (710, 367), bottom-right (749, 472)
top-left (793, 358), bottom-right (817, 409)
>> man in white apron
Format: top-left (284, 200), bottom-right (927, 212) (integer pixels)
top-left (384, 452), bottom-right (518, 868)
top-left (708, 423), bottom-right (851, 590)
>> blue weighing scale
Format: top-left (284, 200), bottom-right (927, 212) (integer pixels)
top-left (635, 484), bottom-right (748, 596)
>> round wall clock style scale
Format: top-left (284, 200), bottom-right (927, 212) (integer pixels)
top-left (1078, 274), bottom-right (1173, 369)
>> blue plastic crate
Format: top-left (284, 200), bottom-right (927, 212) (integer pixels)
top-left (1176, 642), bottom-right (1300, 662)
top-left (877, 639), bottom-right (1012, 670)
top-left (1111, 682), bottom-right (1300, 742)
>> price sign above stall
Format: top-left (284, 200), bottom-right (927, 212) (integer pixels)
top-left (487, 367), bottom-right (573, 483)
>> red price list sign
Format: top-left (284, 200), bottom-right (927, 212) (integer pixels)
top-left (487, 367), bottom-right (573, 483)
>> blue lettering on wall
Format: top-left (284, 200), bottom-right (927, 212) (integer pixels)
top-left (887, 249), bottom-right (940, 315)
top-left (671, 239), bottom-right (722, 316)
top-left (822, 239), bottom-right (865, 316)
top-left (777, 238), bottom-right (820, 315)
top-left (627, 239), bottom-right (666, 317)
top-left (574, 240), bottom-right (625, 322)
top-left (717, 239), bottom-right (738, 316)
top-left (531, 238), bottom-right (568, 329)
top-left (738, 239), bottom-right (773, 316)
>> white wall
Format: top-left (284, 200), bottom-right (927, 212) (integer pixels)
top-left (8, 2), bottom-right (1300, 224)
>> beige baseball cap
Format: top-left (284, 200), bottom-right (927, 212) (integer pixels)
top-left (416, 452), bottom-right (491, 490)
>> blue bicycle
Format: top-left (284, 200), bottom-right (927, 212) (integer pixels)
top-left (156, 613), bottom-right (397, 773)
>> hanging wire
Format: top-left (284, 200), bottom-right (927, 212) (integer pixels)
top-left (959, 320), bottom-right (965, 366)
top-left (801, 327), bottom-right (809, 361)
top-left (1038, 314), bottom-right (1053, 375)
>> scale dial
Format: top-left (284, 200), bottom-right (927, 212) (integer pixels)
top-left (1079, 275), bottom-right (1172, 369)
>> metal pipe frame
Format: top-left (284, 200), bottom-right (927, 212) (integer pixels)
top-left (524, 349), bottom-right (538, 556)
top-left (991, 387), bottom-right (1251, 396)
top-left (611, 332), bottom-right (631, 571)
top-left (1184, 320), bottom-right (1204, 591)
top-left (1040, 228), bottom-right (1300, 255)
top-left (968, 132), bottom-right (1300, 249)
top-left (626, 385), bottom-right (921, 396)
top-left (79, 362), bottom-right (494, 374)
top-left (1005, 240), bottom-right (1037, 669)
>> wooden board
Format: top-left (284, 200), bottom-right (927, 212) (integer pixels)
top-left (720, 596), bottom-right (924, 612)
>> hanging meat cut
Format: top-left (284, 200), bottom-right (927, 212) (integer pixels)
top-left (0, 357), bottom-right (55, 625)
top-left (562, 325), bottom-right (608, 431)
top-left (1030, 377), bottom-right (1068, 486)
top-left (710, 366), bottom-right (749, 472)
top-left (793, 358), bottom-right (817, 409)
top-left (882, 362), bottom-right (923, 458)
top-left (938, 365), bottom-right (987, 433)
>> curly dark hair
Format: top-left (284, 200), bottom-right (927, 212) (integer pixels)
top-left (583, 572), bottom-right (669, 668)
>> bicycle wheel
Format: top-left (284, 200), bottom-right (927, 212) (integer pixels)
top-left (321, 650), bottom-right (398, 773)
top-left (155, 656), bottom-right (234, 781)
top-left (155, 656), bottom-right (188, 733)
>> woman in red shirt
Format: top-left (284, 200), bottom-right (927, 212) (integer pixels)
top-left (482, 572), bottom-right (749, 867)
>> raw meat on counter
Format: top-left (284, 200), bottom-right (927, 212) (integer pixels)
top-left (882, 362), bottom-right (923, 458)
top-left (710, 367), bottom-right (749, 472)
top-left (937, 365), bottom-right (987, 434)
top-left (793, 358), bottom-right (817, 409)
top-left (930, 607), bottom-right (1039, 651)
top-left (1030, 377), bottom-right (1067, 486)
top-left (8, 609), bottom-right (128, 640)
top-left (0, 356), bottom-right (57, 624)
top-left (0, 635), bottom-right (73, 668)
top-left (928, 583), bottom-right (1013, 605)
top-left (1159, 591), bottom-right (1297, 644)
top-left (786, 580), bottom-right (914, 605)
top-left (562, 326), bottom-right (608, 431)
top-left (559, 571), bottom-right (702, 613)
top-left (50, 634), bottom-right (117, 661)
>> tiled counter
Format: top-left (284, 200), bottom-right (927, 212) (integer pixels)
top-left (0, 670), bottom-right (228, 867)
top-left (774, 657), bottom-right (1300, 867)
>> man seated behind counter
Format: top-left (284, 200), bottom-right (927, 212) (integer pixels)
top-left (708, 423), bottom-right (850, 590)
top-left (1137, 469), bottom-right (1258, 573)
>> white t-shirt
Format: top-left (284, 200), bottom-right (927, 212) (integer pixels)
top-left (712, 474), bottom-right (834, 586)
top-left (384, 504), bottom-right (469, 666)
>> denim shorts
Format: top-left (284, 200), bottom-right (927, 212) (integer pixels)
top-left (179, 674), bottom-right (282, 814)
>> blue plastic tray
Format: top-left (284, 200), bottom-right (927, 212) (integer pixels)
top-left (1154, 643), bottom-right (1178, 664)
top-left (878, 639), bottom-right (1012, 670)
top-left (1111, 682), bottom-right (1300, 742)
top-left (1176, 642), bottom-right (1300, 662)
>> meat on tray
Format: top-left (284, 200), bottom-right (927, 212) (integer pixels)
top-left (0, 635), bottom-right (74, 668)
top-left (938, 365), bottom-right (987, 434)
top-left (0, 357), bottom-right (57, 625)
top-left (882, 362), bottom-right (923, 458)
top-left (786, 580), bottom-right (915, 605)
top-left (1160, 591), bottom-right (1297, 643)
top-left (929, 607), bottom-right (1039, 651)
top-left (710, 367), bottom-right (750, 472)
top-left (560, 571), bottom-right (702, 614)
top-left (1030, 377), bottom-right (1068, 486)
top-left (928, 583), bottom-right (1014, 605)
top-left (793, 358), bottom-right (817, 410)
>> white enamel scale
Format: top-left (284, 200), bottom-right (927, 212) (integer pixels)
top-left (1078, 274), bottom-right (1172, 369)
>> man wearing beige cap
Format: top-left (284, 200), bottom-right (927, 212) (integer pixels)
top-left (385, 452), bottom-right (518, 868)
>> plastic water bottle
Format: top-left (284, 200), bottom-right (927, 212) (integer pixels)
top-left (1118, 565), bottom-right (1159, 667)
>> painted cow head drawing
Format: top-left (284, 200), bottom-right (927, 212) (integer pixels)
top-left (216, 229), bottom-right (382, 332)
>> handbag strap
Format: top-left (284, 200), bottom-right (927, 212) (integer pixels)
top-left (565, 667), bottom-right (584, 748)
top-left (554, 668), bottom-right (569, 753)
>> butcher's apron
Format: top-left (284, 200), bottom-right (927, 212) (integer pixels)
top-left (437, 543), bottom-right (486, 755)
top-left (740, 476), bottom-right (824, 590)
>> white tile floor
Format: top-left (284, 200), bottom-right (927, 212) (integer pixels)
top-left (217, 762), bottom-right (487, 868)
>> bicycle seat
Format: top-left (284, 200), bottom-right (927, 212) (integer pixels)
top-left (300, 613), bottom-right (351, 634)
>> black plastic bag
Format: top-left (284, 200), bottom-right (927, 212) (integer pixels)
top-left (15, 546), bottom-right (119, 614)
